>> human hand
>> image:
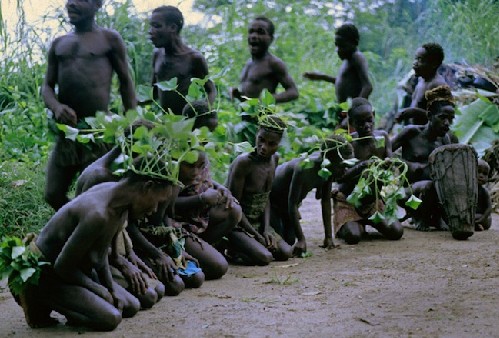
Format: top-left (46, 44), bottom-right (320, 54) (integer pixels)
top-left (262, 231), bottom-right (277, 249)
top-left (121, 260), bottom-right (148, 295)
top-left (153, 253), bottom-right (177, 283)
top-left (320, 237), bottom-right (339, 250)
top-left (215, 185), bottom-right (236, 208)
top-left (231, 87), bottom-right (242, 101)
top-left (181, 251), bottom-right (199, 266)
top-left (54, 104), bottom-right (77, 126)
top-left (128, 251), bottom-right (157, 280)
top-left (293, 239), bottom-right (307, 257)
top-left (254, 232), bottom-right (267, 247)
top-left (201, 188), bottom-right (221, 206)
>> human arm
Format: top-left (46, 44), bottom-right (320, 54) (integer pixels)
top-left (352, 53), bottom-right (373, 98)
top-left (303, 71), bottom-right (336, 83)
top-left (107, 30), bottom-right (137, 111)
top-left (192, 53), bottom-right (217, 106)
top-left (41, 38), bottom-right (77, 126)
top-left (126, 222), bottom-right (176, 283)
top-left (272, 58), bottom-right (299, 103)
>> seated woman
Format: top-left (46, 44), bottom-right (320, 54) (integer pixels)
top-left (392, 85), bottom-right (457, 230)
top-left (17, 164), bottom-right (173, 331)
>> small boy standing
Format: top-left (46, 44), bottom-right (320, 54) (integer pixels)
top-left (149, 6), bottom-right (216, 115)
top-left (231, 16), bottom-right (299, 103)
top-left (226, 116), bottom-right (293, 265)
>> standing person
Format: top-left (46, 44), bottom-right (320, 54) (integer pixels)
top-left (303, 23), bottom-right (372, 128)
top-left (231, 16), bottom-right (299, 104)
top-left (149, 6), bottom-right (216, 115)
top-left (16, 167), bottom-right (173, 331)
top-left (226, 116), bottom-right (293, 265)
top-left (42, 0), bottom-right (137, 211)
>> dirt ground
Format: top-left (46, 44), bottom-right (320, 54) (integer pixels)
top-left (1, 194), bottom-right (498, 337)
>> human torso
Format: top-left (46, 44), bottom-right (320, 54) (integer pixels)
top-left (240, 54), bottom-right (279, 98)
top-left (335, 56), bottom-right (362, 102)
top-left (54, 29), bottom-right (114, 118)
top-left (153, 47), bottom-right (200, 114)
top-left (352, 131), bottom-right (387, 161)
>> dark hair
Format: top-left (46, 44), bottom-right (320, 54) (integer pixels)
top-left (422, 43), bottom-right (445, 67)
top-left (348, 97), bottom-right (372, 119)
top-left (253, 15), bottom-right (275, 37)
top-left (477, 159), bottom-right (490, 173)
top-left (336, 23), bottom-right (359, 45)
top-left (153, 6), bottom-right (184, 32)
top-left (322, 135), bottom-right (354, 163)
top-left (182, 101), bottom-right (217, 131)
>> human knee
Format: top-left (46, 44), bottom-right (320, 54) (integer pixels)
top-left (93, 308), bottom-right (122, 331)
top-left (228, 203), bottom-right (243, 224)
top-left (138, 288), bottom-right (158, 309)
top-left (122, 295), bottom-right (140, 318)
top-left (343, 231), bottom-right (361, 245)
top-left (204, 258), bottom-right (228, 280)
top-left (184, 271), bottom-right (205, 289)
top-left (385, 224), bottom-right (404, 241)
top-left (254, 250), bottom-right (273, 266)
top-left (273, 243), bottom-right (293, 261)
top-left (164, 275), bottom-right (185, 296)
top-left (155, 282), bottom-right (165, 300)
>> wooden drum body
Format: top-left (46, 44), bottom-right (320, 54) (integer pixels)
top-left (429, 144), bottom-right (478, 240)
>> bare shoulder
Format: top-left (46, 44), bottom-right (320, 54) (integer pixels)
top-left (351, 51), bottom-right (367, 64)
top-left (268, 54), bottom-right (288, 72)
top-left (399, 125), bottom-right (423, 139)
top-left (373, 129), bottom-right (389, 138)
top-left (101, 28), bottom-right (125, 46)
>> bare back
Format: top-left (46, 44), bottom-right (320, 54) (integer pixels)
top-left (411, 74), bottom-right (447, 110)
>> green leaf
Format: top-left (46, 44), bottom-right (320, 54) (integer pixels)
top-left (301, 158), bottom-right (315, 169)
top-left (261, 89), bottom-right (275, 106)
top-left (368, 211), bottom-right (385, 224)
top-left (233, 142), bottom-right (254, 153)
top-left (318, 168), bottom-right (332, 179)
top-left (405, 195), bottom-right (422, 210)
top-left (20, 268), bottom-right (36, 282)
top-left (374, 136), bottom-right (385, 148)
top-left (56, 124), bottom-right (79, 141)
top-left (11, 246), bottom-right (25, 259)
top-left (182, 150), bottom-right (199, 164)
top-left (156, 78), bottom-right (178, 92)
top-left (342, 158), bottom-right (359, 166)
top-left (137, 84), bottom-right (153, 103)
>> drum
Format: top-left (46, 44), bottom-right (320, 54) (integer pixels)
top-left (429, 144), bottom-right (478, 240)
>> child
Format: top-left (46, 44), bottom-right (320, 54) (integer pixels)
top-left (476, 159), bottom-right (492, 231)
top-left (334, 98), bottom-right (403, 244)
top-left (392, 85), bottom-right (456, 230)
top-left (149, 6), bottom-right (216, 115)
top-left (182, 100), bottom-right (218, 131)
top-left (174, 150), bottom-right (242, 279)
top-left (303, 23), bottom-right (372, 128)
top-left (17, 165), bottom-right (173, 330)
top-left (226, 116), bottom-right (293, 265)
top-left (42, 0), bottom-right (137, 211)
top-left (231, 16), bottom-right (298, 104)
top-left (396, 43), bottom-right (447, 125)
top-left (270, 135), bottom-right (354, 254)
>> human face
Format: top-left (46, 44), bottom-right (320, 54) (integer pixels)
top-left (247, 20), bottom-right (272, 57)
top-left (429, 104), bottom-right (455, 137)
top-left (66, 0), bottom-right (98, 25)
top-left (350, 107), bottom-right (374, 137)
top-left (413, 47), bottom-right (434, 78)
top-left (149, 12), bottom-right (175, 48)
top-left (179, 152), bottom-right (206, 185)
top-left (335, 34), bottom-right (356, 60)
top-left (477, 164), bottom-right (489, 185)
top-left (130, 184), bottom-right (173, 219)
top-left (255, 129), bottom-right (281, 159)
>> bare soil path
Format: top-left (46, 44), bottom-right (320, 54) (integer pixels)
top-left (1, 194), bottom-right (498, 337)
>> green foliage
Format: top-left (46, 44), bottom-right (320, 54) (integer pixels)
top-left (0, 236), bottom-right (50, 295)
top-left (0, 162), bottom-right (53, 238)
top-left (346, 157), bottom-right (420, 224)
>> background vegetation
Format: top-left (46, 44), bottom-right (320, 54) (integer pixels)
top-left (0, 0), bottom-right (498, 237)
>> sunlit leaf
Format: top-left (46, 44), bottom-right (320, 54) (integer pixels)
top-left (156, 78), bottom-right (178, 92)
top-left (405, 195), bottom-right (422, 210)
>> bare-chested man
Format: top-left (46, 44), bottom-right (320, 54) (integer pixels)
top-left (231, 16), bottom-right (299, 103)
top-left (303, 24), bottom-right (372, 127)
top-left (396, 43), bottom-right (447, 125)
top-left (149, 6), bottom-right (216, 115)
top-left (42, 0), bottom-right (136, 211)
top-left (19, 169), bottom-right (173, 330)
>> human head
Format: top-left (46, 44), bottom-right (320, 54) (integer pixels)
top-left (413, 43), bottom-right (444, 78)
top-left (248, 16), bottom-right (274, 57)
top-left (255, 115), bottom-right (286, 159)
top-left (425, 85), bottom-right (455, 137)
top-left (149, 6), bottom-right (184, 47)
top-left (178, 151), bottom-right (206, 185)
top-left (66, 0), bottom-right (102, 25)
top-left (182, 101), bottom-right (218, 132)
top-left (335, 24), bottom-right (359, 60)
top-left (322, 135), bottom-right (354, 179)
top-left (348, 97), bottom-right (374, 137)
top-left (477, 159), bottom-right (490, 185)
